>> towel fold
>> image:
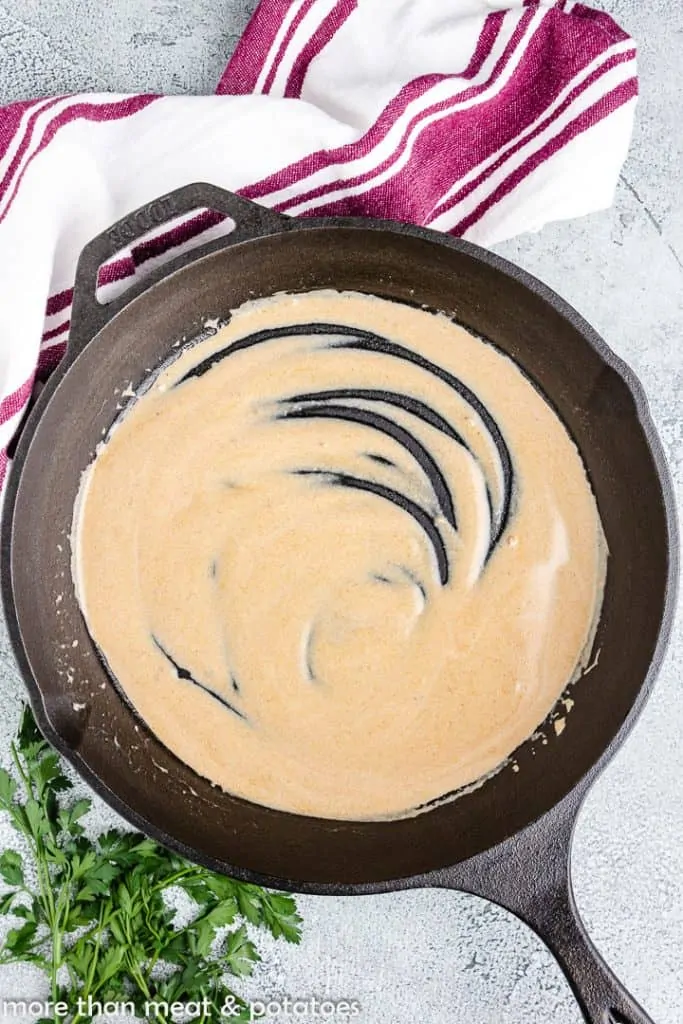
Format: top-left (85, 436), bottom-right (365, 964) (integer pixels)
top-left (0, 0), bottom-right (637, 487)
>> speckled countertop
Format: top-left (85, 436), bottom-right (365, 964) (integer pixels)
top-left (0, 2), bottom-right (681, 1022)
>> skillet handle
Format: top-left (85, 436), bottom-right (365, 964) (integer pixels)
top-left (68, 182), bottom-right (289, 361)
top-left (432, 789), bottom-right (653, 1024)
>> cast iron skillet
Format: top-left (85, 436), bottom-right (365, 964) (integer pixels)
top-left (2, 184), bottom-right (677, 1024)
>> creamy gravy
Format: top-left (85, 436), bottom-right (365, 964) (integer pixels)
top-left (73, 290), bottom-right (606, 820)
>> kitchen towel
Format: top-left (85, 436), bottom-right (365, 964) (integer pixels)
top-left (0, 0), bottom-right (637, 487)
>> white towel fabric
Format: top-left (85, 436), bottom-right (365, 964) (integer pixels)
top-left (0, 0), bottom-right (637, 485)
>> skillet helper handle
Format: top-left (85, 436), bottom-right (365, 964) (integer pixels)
top-left (68, 182), bottom-right (288, 360)
top-left (433, 792), bottom-right (653, 1024)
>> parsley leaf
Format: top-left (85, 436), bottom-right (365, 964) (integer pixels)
top-left (225, 924), bottom-right (260, 978)
top-left (0, 849), bottom-right (24, 886)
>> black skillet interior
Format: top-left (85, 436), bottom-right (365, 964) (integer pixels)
top-left (2, 184), bottom-right (676, 896)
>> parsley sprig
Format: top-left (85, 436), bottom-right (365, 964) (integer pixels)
top-left (0, 706), bottom-right (302, 1023)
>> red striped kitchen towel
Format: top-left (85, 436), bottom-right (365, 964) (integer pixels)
top-left (0, 0), bottom-right (637, 488)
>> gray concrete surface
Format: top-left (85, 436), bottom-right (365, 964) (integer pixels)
top-left (0, 1), bottom-right (681, 1022)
